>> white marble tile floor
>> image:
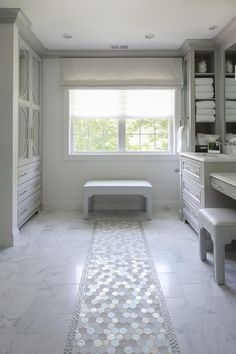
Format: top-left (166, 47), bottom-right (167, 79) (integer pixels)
top-left (0, 210), bottom-right (236, 354)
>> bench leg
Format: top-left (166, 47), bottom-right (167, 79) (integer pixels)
top-left (145, 196), bottom-right (152, 220)
top-left (199, 227), bottom-right (207, 261)
top-left (83, 194), bottom-right (89, 220)
top-left (213, 238), bottom-right (225, 285)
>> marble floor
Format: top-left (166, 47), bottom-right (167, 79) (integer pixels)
top-left (0, 209), bottom-right (236, 354)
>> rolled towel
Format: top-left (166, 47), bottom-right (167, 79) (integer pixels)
top-left (195, 85), bottom-right (213, 93)
top-left (196, 115), bottom-right (215, 122)
top-left (196, 100), bottom-right (215, 108)
top-left (196, 92), bottom-right (214, 99)
top-left (225, 92), bottom-right (236, 100)
top-left (196, 108), bottom-right (215, 115)
top-left (225, 78), bottom-right (236, 85)
top-left (225, 100), bottom-right (236, 108)
top-left (226, 115), bottom-right (236, 122)
top-left (225, 108), bottom-right (236, 115)
top-left (195, 78), bottom-right (213, 85)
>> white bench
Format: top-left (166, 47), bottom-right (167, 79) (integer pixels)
top-left (83, 180), bottom-right (152, 220)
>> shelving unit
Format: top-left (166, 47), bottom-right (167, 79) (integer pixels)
top-left (17, 38), bottom-right (41, 227)
top-left (224, 51), bottom-right (236, 136)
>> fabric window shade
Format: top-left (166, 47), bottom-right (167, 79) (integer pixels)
top-left (61, 58), bottom-right (183, 87)
top-left (70, 89), bottom-right (174, 120)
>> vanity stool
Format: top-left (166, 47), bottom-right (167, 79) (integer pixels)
top-left (198, 208), bottom-right (236, 285)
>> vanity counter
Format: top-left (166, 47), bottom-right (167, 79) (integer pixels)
top-left (180, 152), bottom-right (236, 163)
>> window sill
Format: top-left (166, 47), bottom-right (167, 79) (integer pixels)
top-left (64, 153), bottom-right (180, 161)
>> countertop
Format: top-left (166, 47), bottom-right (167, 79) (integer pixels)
top-left (180, 152), bottom-right (236, 163)
top-left (210, 172), bottom-right (236, 187)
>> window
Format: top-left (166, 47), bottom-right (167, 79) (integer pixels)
top-left (68, 89), bottom-right (176, 154)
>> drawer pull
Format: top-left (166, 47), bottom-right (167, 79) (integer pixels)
top-left (19, 172), bottom-right (28, 178)
top-left (19, 190), bottom-right (27, 196)
top-left (19, 208), bottom-right (28, 216)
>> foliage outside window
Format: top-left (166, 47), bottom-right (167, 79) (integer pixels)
top-left (69, 89), bottom-right (175, 154)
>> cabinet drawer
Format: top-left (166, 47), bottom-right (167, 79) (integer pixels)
top-left (183, 197), bottom-right (200, 232)
top-left (182, 157), bottom-right (203, 184)
top-left (211, 177), bottom-right (236, 201)
top-left (17, 176), bottom-right (41, 204)
top-left (18, 161), bottom-right (41, 185)
top-left (17, 190), bottom-right (41, 226)
top-left (182, 175), bottom-right (203, 207)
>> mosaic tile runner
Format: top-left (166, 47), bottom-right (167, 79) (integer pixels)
top-left (64, 220), bottom-right (180, 354)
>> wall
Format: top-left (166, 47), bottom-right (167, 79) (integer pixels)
top-left (42, 59), bottom-right (180, 212)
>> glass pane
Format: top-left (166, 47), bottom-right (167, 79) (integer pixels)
top-left (19, 49), bottom-right (29, 100)
top-left (33, 57), bottom-right (40, 105)
top-left (18, 105), bottom-right (29, 160)
top-left (32, 110), bottom-right (40, 157)
top-left (126, 119), bottom-right (169, 152)
top-left (72, 119), bottom-right (118, 152)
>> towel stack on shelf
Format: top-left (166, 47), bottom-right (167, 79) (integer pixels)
top-left (225, 78), bottom-right (236, 100)
top-left (195, 99), bottom-right (215, 123)
top-left (225, 100), bottom-right (236, 122)
top-left (195, 78), bottom-right (215, 122)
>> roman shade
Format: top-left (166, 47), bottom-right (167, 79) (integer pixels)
top-left (61, 58), bottom-right (183, 87)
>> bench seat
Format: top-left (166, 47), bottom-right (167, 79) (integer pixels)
top-left (83, 180), bottom-right (152, 220)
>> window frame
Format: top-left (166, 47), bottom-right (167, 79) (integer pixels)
top-left (63, 87), bottom-right (181, 160)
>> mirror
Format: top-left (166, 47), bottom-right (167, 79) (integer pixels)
top-left (19, 48), bottom-right (29, 100)
top-left (32, 110), bottom-right (40, 158)
top-left (224, 43), bottom-right (236, 145)
top-left (33, 56), bottom-right (40, 105)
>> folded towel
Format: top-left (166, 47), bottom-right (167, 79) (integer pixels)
top-left (195, 78), bottom-right (214, 85)
top-left (225, 78), bottom-right (236, 85)
top-left (177, 126), bottom-right (187, 153)
top-left (195, 100), bottom-right (215, 108)
top-left (195, 85), bottom-right (213, 93)
top-left (196, 92), bottom-right (214, 99)
top-left (204, 134), bottom-right (219, 142)
top-left (226, 108), bottom-right (236, 115)
top-left (225, 86), bottom-right (236, 93)
top-left (197, 133), bottom-right (219, 145)
top-left (196, 115), bottom-right (215, 122)
top-left (225, 92), bottom-right (236, 100)
top-left (225, 100), bottom-right (236, 108)
top-left (225, 115), bottom-right (236, 122)
top-left (226, 133), bottom-right (236, 142)
top-left (196, 108), bottom-right (215, 115)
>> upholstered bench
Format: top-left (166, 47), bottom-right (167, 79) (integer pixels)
top-left (198, 208), bottom-right (236, 285)
top-left (83, 180), bottom-right (152, 220)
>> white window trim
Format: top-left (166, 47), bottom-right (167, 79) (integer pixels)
top-left (63, 88), bottom-right (182, 161)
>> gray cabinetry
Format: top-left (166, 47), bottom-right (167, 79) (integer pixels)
top-left (17, 38), bottom-right (41, 227)
top-left (180, 153), bottom-right (236, 232)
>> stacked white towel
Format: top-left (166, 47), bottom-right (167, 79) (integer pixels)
top-left (225, 78), bottom-right (236, 100)
top-left (195, 77), bottom-right (214, 100)
top-left (225, 99), bottom-right (236, 122)
top-left (196, 100), bottom-right (215, 122)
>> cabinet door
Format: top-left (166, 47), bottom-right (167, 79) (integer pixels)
top-left (31, 110), bottom-right (40, 160)
top-left (32, 55), bottom-right (40, 106)
top-left (19, 48), bottom-right (29, 102)
top-left (18, 105), bottom-right (30, 165)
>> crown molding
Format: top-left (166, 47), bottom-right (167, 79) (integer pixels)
top-left (214, 16), bottom-right (236, 51)
top-left (180, 39), bottom-right (216, 56)
top-left (0, 8), bottom-right (21, 23)
top-left (42, 48), bottom-right (182, 58)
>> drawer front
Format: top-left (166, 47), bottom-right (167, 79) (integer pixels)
top-left (18, 161), bottom-right (41, 185)
top-left (17, 190), bottom-right (41, 226)
top-left (17, 176), bottom-right (41, 204)
top-left (211, 177), bottom-right (236, 200)
top-left (182, 157), bottom-right (203, 184)
top-left (183, 197), bottom-right (200, 232)
top-left (182, 175), bottom-right (203, 207)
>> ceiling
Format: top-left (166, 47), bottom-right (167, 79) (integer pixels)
top-left (0, 0), bottom-right (235, 50)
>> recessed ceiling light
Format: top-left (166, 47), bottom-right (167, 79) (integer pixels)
top-left (62, 33), bottom-right (72, 39)
top-left (145, 33), bottom-right (155, 39)
top-left (208, 25), bottom-right (218, 31)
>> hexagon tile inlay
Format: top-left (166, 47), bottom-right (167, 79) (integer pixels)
top-left (64, 220), bottom-right (181, 354)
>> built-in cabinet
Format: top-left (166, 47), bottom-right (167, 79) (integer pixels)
top-left (224, 47), bottom-right (236, 137)
top-left (17, 38), bottom-right (41, 227)
top-left (180, 153), bottom-right (236, 232)
top-left (183, 44), bottom-right (217, 152)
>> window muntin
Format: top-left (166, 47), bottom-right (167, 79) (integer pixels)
top-left (69, 89), bottom-right (175, 154)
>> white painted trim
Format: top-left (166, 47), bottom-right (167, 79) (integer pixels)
top-left (214, 16), bottom-right (236, 51)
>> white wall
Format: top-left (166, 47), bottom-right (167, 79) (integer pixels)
top-left (42, 58), bottom-right (180, 211)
